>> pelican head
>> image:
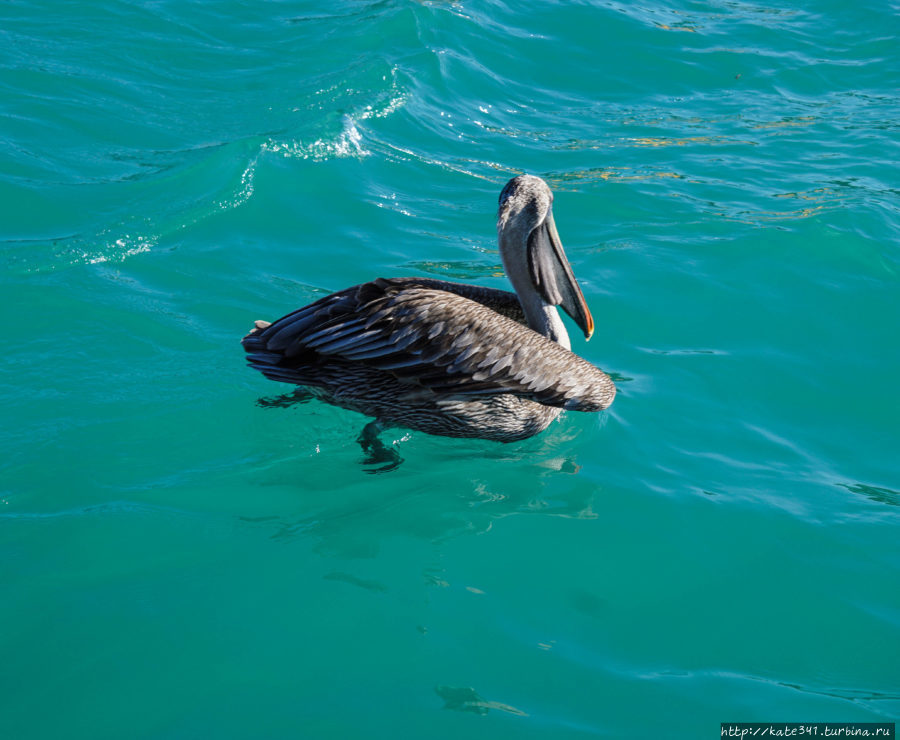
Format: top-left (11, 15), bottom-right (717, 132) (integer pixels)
top-left (497, 175), bottom-right (594, 342)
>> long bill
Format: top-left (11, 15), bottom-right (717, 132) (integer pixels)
top-left (527, 210), bottom-right (595, 339)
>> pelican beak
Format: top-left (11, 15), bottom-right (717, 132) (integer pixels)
top-left (527, 209), bottom-right (595, 340)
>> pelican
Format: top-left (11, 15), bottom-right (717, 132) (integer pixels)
top-left (242, 175), bottom-right (615, 462)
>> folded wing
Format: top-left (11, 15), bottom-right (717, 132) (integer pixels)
top-left (242, 277), bottom-right (615, 411)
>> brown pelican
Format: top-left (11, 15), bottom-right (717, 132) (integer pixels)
top-left (242, 175), bottom-right (615, 463)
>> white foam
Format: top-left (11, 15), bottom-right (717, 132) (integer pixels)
top-left (262, 66), bottom-right (408, 162)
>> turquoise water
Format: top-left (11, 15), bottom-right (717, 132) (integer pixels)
top-left (2, 0), bottom-right (899, 736)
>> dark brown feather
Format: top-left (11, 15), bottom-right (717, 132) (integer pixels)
top-left (242, 277), bottom-right (615, 441)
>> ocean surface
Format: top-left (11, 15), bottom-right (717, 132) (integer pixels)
top-left (2, 1), bottom-right (899, 737)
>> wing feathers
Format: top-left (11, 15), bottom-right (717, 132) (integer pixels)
top-left (242, 277), bottom-right (615, 411)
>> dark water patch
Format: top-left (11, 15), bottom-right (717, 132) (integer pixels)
top-left (323, 571), bottom-right (389, 593)
top-left (838, 483), bottom-right (900, 508)
top-left (435, 685), bottom-right (528, 717)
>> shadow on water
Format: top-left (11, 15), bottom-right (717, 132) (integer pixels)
top-left (255, 389), bottom-right (315, 408)
top-left (257, 390), bottom-right (404, 473)
top-left (238, 410), bottom-right (609, 558)
top-left (435, 685), bottom-right (528, 717)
